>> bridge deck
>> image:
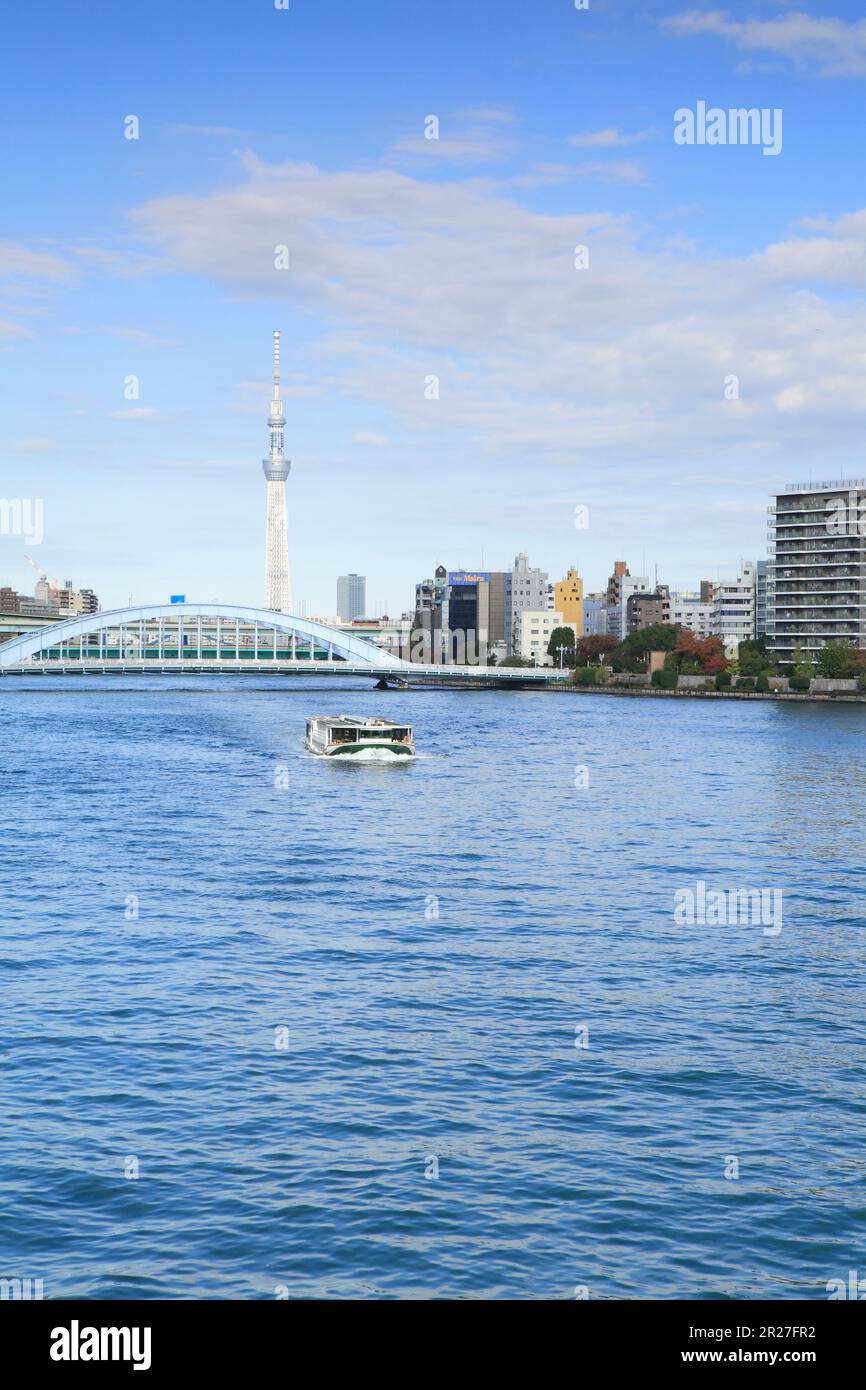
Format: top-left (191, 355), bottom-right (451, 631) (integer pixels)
top-left (0, 659), bottom-right (568, 685)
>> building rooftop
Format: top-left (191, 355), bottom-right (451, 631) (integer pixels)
top-left (784, 479), bottom-right (866, 492)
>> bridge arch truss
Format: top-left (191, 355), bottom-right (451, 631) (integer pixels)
top-left (0, 603), bottom-right (412, 672)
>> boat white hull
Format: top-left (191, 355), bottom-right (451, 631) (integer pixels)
top-left (305, 740), bottom-right (415, 762)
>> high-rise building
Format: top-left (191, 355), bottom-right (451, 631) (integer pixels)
top-left (262, 330), bottom-right (292, 613)
top-left (445, 570), bottom-right (493, 662)
top-left (606, 560), bottom-right (630, 608)
top-left (508, 553), bottom-right (548, 653)
top-left (713, 561), bottom-right (756, 656)
top-left (554, 567), bottom-right (584, 637)
top-left (602, 561), bottom-right (651, 640)
top-left (607, 572), bottom-right (650, 641)
top-left (755, 560), bottom-right (768, 640)
top-left (337, 574), bottom-right (366, 622)
top-left (486, 572), bottom-right (509, 651)
top-left (767, 480), bottom-right (866, 664)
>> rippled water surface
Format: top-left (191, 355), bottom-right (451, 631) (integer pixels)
top-left (2, 679), bottom-right (865, 1299)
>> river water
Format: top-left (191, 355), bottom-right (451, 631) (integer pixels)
top-left (1, 678), bottom-right (864, 1299)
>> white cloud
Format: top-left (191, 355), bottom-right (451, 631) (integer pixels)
top-left (0, 242), bottom-right (71, 283)
top-left (353, 431), bottom-right (389, 446)
top-left (566, 128), bottom-right (649, 148)
top-left (511, 161), bottom-right (646, 187)
top-left (0, 245), bottom-right (71, 339)
top-left (0, 319), bottom-right (33, 338)
top-left (456, 106), bottom-right (516, 125)
top-left (388, 133), bottom-right (515, 164)
top-left (172, 123), bottom-right (247, 137)
top-left (665, 9), bottom-right (866, 77)
top-left (15, 438), bottom-right (52, 451)
top-left (126, 154), bottom-right (866, 476)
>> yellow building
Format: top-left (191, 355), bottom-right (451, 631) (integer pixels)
top-left (554, 567), bottom-right (584, 637)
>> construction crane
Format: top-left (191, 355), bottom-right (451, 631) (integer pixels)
top-left (23, 553), bottom-right (59, 595)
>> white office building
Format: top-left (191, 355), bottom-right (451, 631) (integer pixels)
top-left (669, 593), bottom-right (714, 638)
top-left (516, 609), bottom-right (564, 665)
top-left (712, 562), bottom-right (757, 656)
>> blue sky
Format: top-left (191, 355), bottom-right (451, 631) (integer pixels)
top-left (3, 0), bottom-right (866, 614)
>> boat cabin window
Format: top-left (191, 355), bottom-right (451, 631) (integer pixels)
top-left (332, 728), bottom-right (357, 743)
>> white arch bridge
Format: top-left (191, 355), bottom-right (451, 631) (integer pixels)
top-left (0, 604), bottom-right (567, 687)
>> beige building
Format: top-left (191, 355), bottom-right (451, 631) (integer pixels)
top-left (554, 567), bottom-right (584, 637)
top-left (516, 609), bottom-right (565, 665)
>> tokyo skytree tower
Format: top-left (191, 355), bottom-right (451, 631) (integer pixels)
top-left (262, 330), bottom-right (292, 613)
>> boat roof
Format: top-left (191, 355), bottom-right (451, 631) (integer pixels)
top-left (307, 715), bottom-right (411, 729)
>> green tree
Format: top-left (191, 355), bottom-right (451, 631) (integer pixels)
top-left (816, 639), bottom-right (859, 678)
top-left (738, 638), bottom-right (771, 677)
top-left (547, 626), bottom-right (576, 662)
top-left (611, 623), bottom-right (678, 672)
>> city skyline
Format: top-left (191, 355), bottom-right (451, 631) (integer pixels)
top-left (4, 1), bottom-right (866, 613)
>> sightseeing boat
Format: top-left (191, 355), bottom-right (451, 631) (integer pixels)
top-left (304, 715), bottom-right (416, 760)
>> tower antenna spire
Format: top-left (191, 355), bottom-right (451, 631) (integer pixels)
top-left (262, 329), bottom-right (292, 613)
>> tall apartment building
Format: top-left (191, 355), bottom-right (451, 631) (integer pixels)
top-left (608, 574), bottom-right (650, 641)
top-left (767, 480), bottom-right (866, 664)
top-left (554, 567), bottom-right (584, 637)
top-left (509, 553), bottom-right (548, 653)
top-left (713, 561), bottom-right (757, 656)
top-left (336, 573), bottom-right (366, 623)
top-left (72, 588), bottom-right (99, 615)
top-left (755, 560), bottom-right (768, 640)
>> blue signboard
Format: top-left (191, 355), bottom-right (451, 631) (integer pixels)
top-left (448, 571), bottom-right (490, 586)
top-left (170, 595), bottom-right (186, 604)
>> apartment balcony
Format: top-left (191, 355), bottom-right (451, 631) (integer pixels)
top-left (771, 549), bottom-right (864, 562)
top-left (768, 523), bottom-right (841, 536)
top-left (772, 624), bottom-right (861, 636)
top-left (771, 572), bottom-right (863, 582)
